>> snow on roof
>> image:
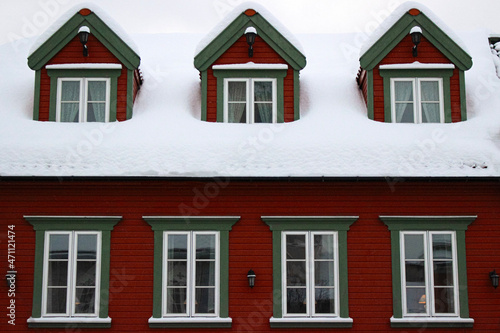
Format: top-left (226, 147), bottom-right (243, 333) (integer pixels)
top-left (28, 2), bottom-right (140, 57)
top-left (359, 1), bottom-right (470, 58)
top-left (194, 1), bottom-right (304, 56)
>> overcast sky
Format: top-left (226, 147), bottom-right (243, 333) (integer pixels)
top-left (2, 0), bottom-right (499, 46)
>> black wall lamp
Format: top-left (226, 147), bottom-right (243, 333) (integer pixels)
top-left (247, 269), bottom-right (256, 288)
top-left (410, 26), bottom-right (422, 57)
top-left (490, 270), bottom-right (499, 288)
top-left (6, 271), bottom-right (16, 288)
top-left (78, 26), bottom-right (90, 57)
top-left (245, 27), bottom-right (257, 57)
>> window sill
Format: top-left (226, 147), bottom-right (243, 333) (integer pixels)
top-left (390, 316), bottom-right (474, 328)
top-left (27, 316), bottom-right (111, 328)
top-left (270, 316), bottom-right (353, 328)
top-left (148, 316), bottom-right (232, 328)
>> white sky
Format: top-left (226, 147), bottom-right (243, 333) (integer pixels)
top-left (1, 0), bottom-right (499, 46)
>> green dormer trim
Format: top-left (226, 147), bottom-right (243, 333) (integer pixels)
top-left (359, 10), bottom-right (472, 71)
top-left (194, 10), bottom-right (306, 71)
top-left (28, 10), bottom-right (140, 70)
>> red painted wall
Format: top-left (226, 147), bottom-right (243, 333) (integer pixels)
top-left (38, 35), bottom-right (129, 121)
top-left (1, 179), bottom-right (499, 332)
top-left (206, 35), bottom-right (295, 122)
top-left (369, 35), bottom-right (462, 122)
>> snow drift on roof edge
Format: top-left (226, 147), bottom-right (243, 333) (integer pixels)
top-left (27, 2), bottom-right (140, 57)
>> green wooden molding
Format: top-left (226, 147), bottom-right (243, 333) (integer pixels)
top-left (262, 216), bottom-right (358, 322)
top-left (380, 216), bottom-right (476, 322)
top-left (33, 70), bottom-right (41, 120)
top-left (144, 216), bottom-right (240, 323)
top-left (126, 69), bottom-right (133, 120)
top-left (359, 11), bottom-right (472, 71)
top-left (213, 69), bottom-right (287, 123)
top-left (201, 71), bottom-right (208, 121)
top-left (459, 70), bottom-right (467, 121)
top-left (194, 11), bottom-right (306, 71)
top-left (367, 70), bottom-right (374, 120)
top-left (25, 216), bottom-right (121, 326)
top-left (293, 70), bottom-right (300, 120)
top-left (380, 68), bottom-right (453, 123)
top-left (28, 11), bottom-right (140, 70)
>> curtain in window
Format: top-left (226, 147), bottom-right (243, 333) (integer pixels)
top-left (394, 81), bottom-right (414, 123)
top-left (195, 234), bottom-right (216, 314)
top-left (60, 81), bottom-right (80, 122)
top-left (47, 234), bottom-right (70, 314)
top-left (228, 81), bottom-right (246, 123)
top-left (254, 81), bottom-right (273, 123)
top-left (87, 81), bottom-right (106, 122)
top-left (420, 81), bottom-right (440, 123)
top-left (166, 234), bottom-right (188, 314)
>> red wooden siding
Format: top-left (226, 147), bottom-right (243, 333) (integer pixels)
top-left (371, 35), bottom-right (462, 122)
top-left (206, 35), bottom-right (295, 122)
top-left (38, 35), bottom-right (129, 121)
top-left (1, 179), bottom-right (499, 332)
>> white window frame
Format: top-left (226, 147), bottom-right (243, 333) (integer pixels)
top-left (281, 231), bottom-right (339, 318)
top-left (162, 231), bottom-right (220, 318)
top-left (56, 78), bottom-right (111, 122)
top-left (400, 231), bottom-right (459, 318)
top-left (41, 231), bottom-right (102, 318)
top-left (223, 78), bottom-right (277, 123)
top-left (390, 78), bottom-right (444, 123)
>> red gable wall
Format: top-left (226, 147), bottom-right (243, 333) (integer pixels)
top-left (206, 35), bottom-right (295, 122)
top-left (38, 35), bottom-right (129, 121)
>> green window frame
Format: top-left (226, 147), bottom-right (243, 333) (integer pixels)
top-left (25, 216), bottom-right (121, 329)
top-left (144, 216), bottom-right (239, 328)
top-left (380, 216), bottom-right (476, 328)
top-left (47, 67), bottom-right (122, 122)
top-left (262, 216), bottom-right (357, 328)
top-left (379, 68), bottom-right (453, 123)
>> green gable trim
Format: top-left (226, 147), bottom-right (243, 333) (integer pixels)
top-left (379, 68), bottom-right (453, 123)
top-left (367, 70), bottom-right (374, 120)
top-left (47, 68), bottom-right (121, 122)
top-left (380, 216), bottom-right (476, 325)
top-left (262, 216), bottom-right (357, 325)
top-left (33, 70), bottom-right (41, 120)
top-left (126, 69), bottom-right (133, 120)
top-left (201, 71), bottom-right (208, 121)
top-left (194, 12), bottom-right (306, 71)
top-left (28, 11), bottom-right (140, 70)
top-left (213, 69), bottom-right (287, 123)
top-left (360, 11), bottom-right (472, 71)
top-left (25, 216), bottom-right (121, 326)
top-left (293, 70), bottom-right (300, 120)
top-left (144, 216), bottom-right (239, 326)
top-left (459, 70), bottom-right (467, 121)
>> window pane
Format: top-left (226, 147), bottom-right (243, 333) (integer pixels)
top-left (48, 261), bottom-right (68, 286)
top-left (46, 288), bottom-right (67, 314)
top-left (87, 81), bottom-right (106, 101)
top-left (314, 234), bottom-right (334, 259)
top-left (196, 261), bottom-right (215, 286)
top-left (196, 234), bottom-right (215, 259)
top-left (434, 288), bottom-right (455, 314)
top-left (166, 288), bottom-right (186, 314)
top-left (432, 234), bottom-right (452, 259)
top-left (433, 262), bottom-right (454, 286)
top-left (254, 81), bottom-right (272, 102)
top-left (406, 288), bottom-right (426, 314)
top-left (395, 103), bottom-right (414, 123)
top-left (286, 288), bottom-right (306, 313)
top-left (254, 103), bottom-right (272, 123)
top-left (421, 103), bottom-right (440, 123)
top-left (228, 81), bottom-right (246, 101)
top-left (168, 234), bottom-right (187, 259)
top-left (87, 103), bottom-right (106, 122)
top-left (404, 234), bottom-right (424, 259)
top-left (61, 103), bottom-right (80, 122)
top-left (74, 288), bottom-right (95, 314)
top-left (61, 81), bottom-right (80, 101)
top-left (49, 234), bottom-right (69, 259)
top-left (195, 288), bottom-right (215, 314)
top-left (315, 261), bottom-right (335, 286)
top-left (405, 261), bottom-right (425, 286)
top-left (287, 261), bottom-right (306, 286)
top-left (420, 81), bottom-right (439, 101)
top-left (77, 234), bottom-right (97, 259)
top-left (76, 261), bottom-right (96, 286)
top-left (228, 103), bottom-right (246, 123)
top-left (286, 234), bottom-right (306, 259)
top-left (167, 261), bottom-right (187, 286)
top-left (315, 288), bottom-right (335, 314)
top-left (394, 81), bottom-right (413, 101)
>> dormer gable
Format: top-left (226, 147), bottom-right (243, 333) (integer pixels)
top-left (194, 3), bottom-right (306, 123)
top-left (28, 5), bottom-right (142, 122)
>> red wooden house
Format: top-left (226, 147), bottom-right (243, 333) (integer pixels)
top-left (2, 2), bottom-right (500, 333)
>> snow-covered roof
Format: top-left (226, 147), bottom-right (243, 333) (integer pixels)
top-left (194, 1), bottom-right (304, 56)
top-left (359, 1), bottom-right (470, 58)
top-left (28, 2), bottom-right (140, 57)
top-left (1, 5), bottom-right (500, 178)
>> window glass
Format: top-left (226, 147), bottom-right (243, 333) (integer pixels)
top-left (228, 81), bottom-right (247, 123)
top-left (420, 81), bottom-right (440, 123)
top-left (58, 78), bottom-right (109, 123)
top-left (394, 81), bottom-right (414, 123)
top-left (87, 81), bottom-right (107, 122)
top-left (60, 81), bottom-right (80, 122)
top-left (254, 81), bottom-right (273, 123)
